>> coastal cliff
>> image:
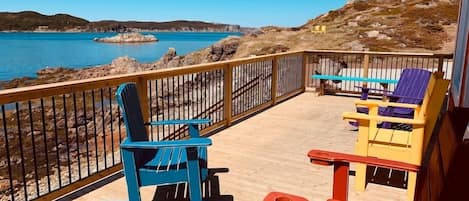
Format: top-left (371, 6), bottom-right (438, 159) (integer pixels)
top-left (0, 11), bottom-right (245, 32)
top-left (87, 20), bottom-right (244, 33)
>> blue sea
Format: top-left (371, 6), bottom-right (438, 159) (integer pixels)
top-left (0, 32), bottom-right (241, 81)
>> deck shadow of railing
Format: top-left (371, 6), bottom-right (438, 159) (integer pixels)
top-left (152, 168), bottom-right (233, 201)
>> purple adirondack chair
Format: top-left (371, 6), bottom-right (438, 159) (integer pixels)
top-left (350, 68), bottom-right (431, 128)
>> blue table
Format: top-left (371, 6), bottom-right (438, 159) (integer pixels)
top-left (311, 75), bottom-right (398, 98)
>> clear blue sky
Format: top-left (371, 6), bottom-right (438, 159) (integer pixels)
top-left (0, 0), bottom-right (347, 27)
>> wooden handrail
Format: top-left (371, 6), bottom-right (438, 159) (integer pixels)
top-left (304, 50), bottom-right (453, 58)
top-left (0, 49), bottom-right (452, 105)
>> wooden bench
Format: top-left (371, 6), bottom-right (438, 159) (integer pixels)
top-left (311, 75), bottom-right (398, 98)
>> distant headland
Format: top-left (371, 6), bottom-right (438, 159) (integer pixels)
top-left (0, 11), bottom-right (250, 32)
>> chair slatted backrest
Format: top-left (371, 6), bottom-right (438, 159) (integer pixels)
top-left (394, 68), bottom-right (431, 105)
top-left (116, 83), bottom-right (155, 167)
top-left (389, 69), bottom-right (431, 116)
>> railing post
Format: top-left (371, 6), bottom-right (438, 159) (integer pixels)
top-left (136, 77), bottom-right (149, 122)
top-left (437, 56), bottom-right (444, 74)
top-left (272, 56), bottom-right (278, 105)
top-left (302, 52), bottom-right (308, 92)
top-left (362, 54), bottom-right (370, 88)
top-left (224, 64), bottom-right (233, 126)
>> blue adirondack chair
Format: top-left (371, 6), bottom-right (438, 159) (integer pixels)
top-left (116, 83), bottom-right (212, 201)
top-left (351, 68), bottom-right (431, 128)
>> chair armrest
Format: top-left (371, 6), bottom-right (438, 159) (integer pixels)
top-left (308, 149), bottom-right (419, 201)
top-left (120, 138), bottom-right (212, 150)
top-left (342, 112), bottom-right (425, 125)
top-left (146, 119), bottom-right (211, 126)
top-left (308, 149), bottom-right (419, 172)
top-left (355, 100), bottom-right (421, 109)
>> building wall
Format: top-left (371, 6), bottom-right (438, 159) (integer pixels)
top-left (452, 0), bottom-right (469, 108)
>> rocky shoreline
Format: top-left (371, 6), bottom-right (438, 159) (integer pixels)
top-left (93, 33), bottom-right (158, 43)
top-left (0, 35), bottom-right (241, 89)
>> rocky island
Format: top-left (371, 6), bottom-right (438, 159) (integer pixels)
top-left (93, 32), bottom-right (158, 43)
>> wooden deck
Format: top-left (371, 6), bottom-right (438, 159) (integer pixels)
top-left (72, 92), bottom-right (407, 201)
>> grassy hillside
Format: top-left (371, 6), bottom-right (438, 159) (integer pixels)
top-left (305, 0), bottom-right (459, 51)
top-left (233, 0), bottom-right (460, 58)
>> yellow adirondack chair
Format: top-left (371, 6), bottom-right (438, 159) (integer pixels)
top-left (342, 72), bottom-right (450, 201)
top-left (320, 25), bottom-right (327, 33)
top-left (311, 25), bottom-right (326, 34)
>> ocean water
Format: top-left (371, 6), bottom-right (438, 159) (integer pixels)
top-left (0, 32), bottom-right (241, 81)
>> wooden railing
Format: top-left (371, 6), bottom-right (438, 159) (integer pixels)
top-left (304, 50), bottom-right (453, 95)
top-left (0, 50), bottom-right (453, 201)
top-left (0, 50), bottom-right (305, 201)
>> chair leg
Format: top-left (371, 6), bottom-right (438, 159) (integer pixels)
top-left (320, 80), bottom-right (325, 96)
top-left (186, 147), bottom-right (203, 201)
top-left (122, 149), bottom-right (142, 201)
top-left (126, 181), bottom-right (142, 201)
top-left (407, 172), bottom-right (417, 201)
top-left (354, 164), bottom-right (367, 191)
top-left (354, 119), bottom-right (371, 192)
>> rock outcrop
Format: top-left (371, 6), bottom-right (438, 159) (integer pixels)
top-left (209, 36), bottom-right (240, 61)
top-left (94, 33), bottom-right (158, 43)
